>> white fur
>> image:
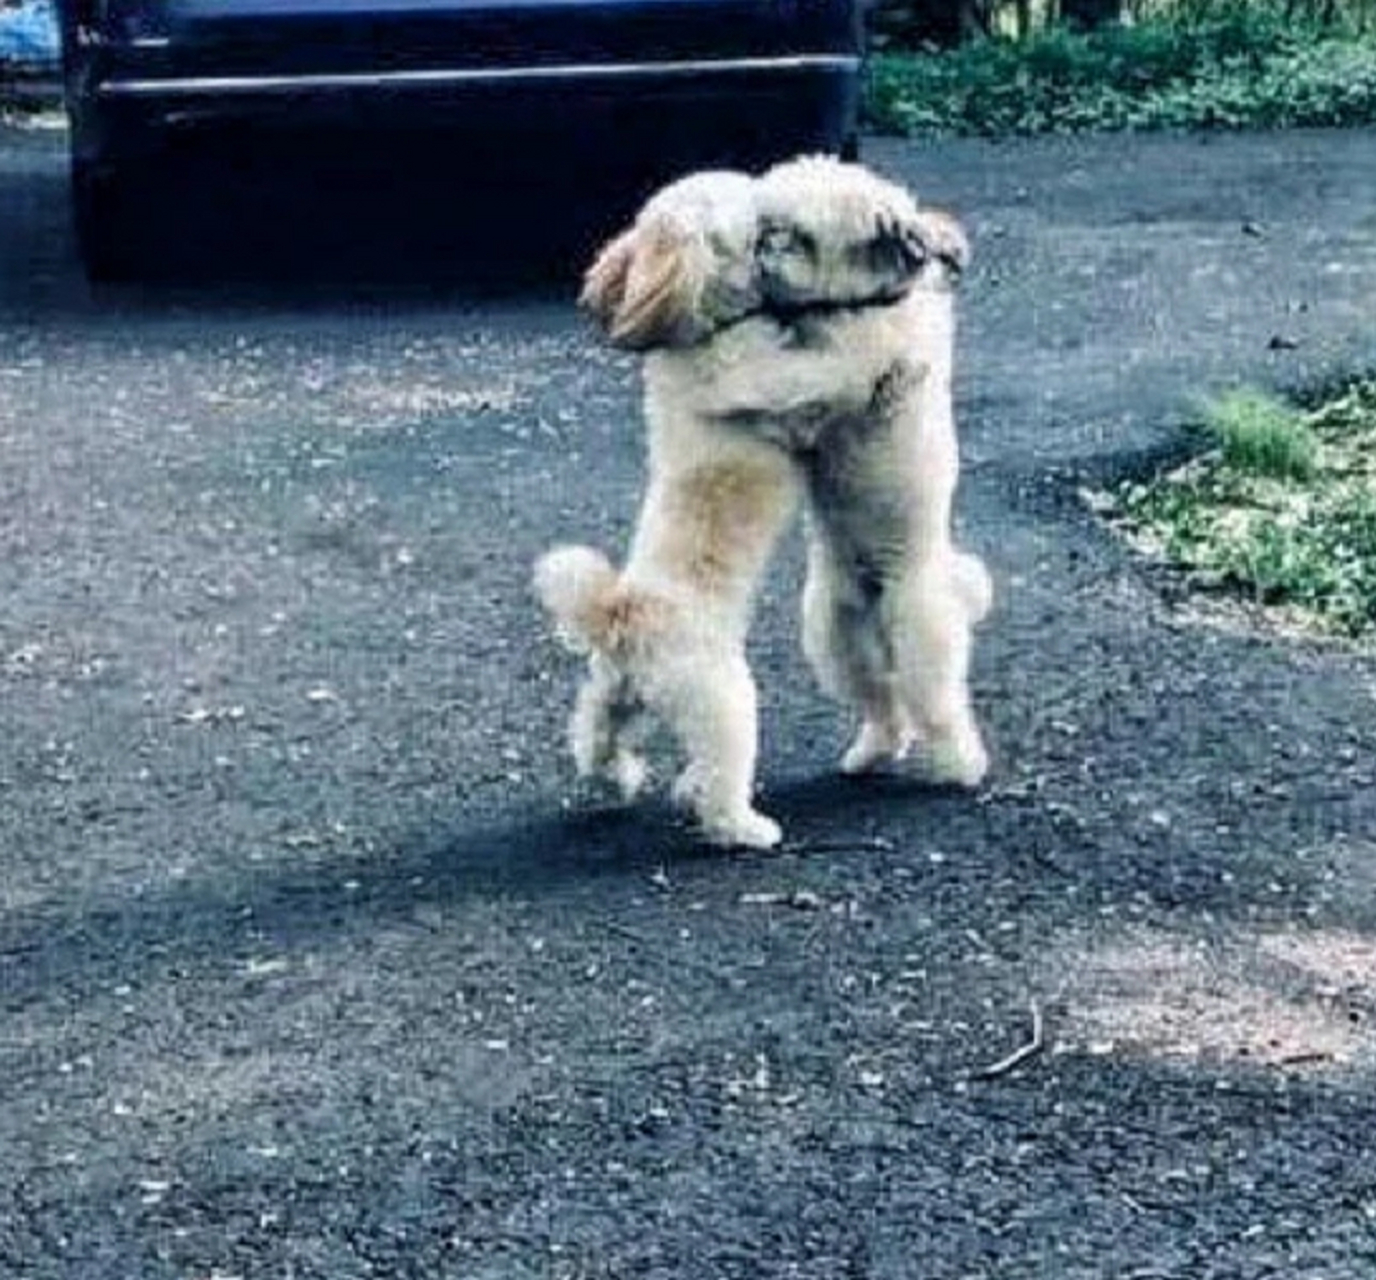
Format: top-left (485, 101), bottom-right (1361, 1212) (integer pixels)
top-left (756, 155), bottom-right (991, 784)
top-left (534, 316), bottom-right (904, 848)
top-left (535, 160), bottom-right (992, 848)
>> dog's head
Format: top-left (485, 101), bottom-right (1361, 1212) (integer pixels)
top-left (754, 154), bottom-right (970, 311)
top-left (579, 170), bottom-right (762, 350)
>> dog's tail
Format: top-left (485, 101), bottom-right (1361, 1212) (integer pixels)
top-left (952, 550), bottom-right (994, 625)
top-left (533, 544), bottom-right (670, 659)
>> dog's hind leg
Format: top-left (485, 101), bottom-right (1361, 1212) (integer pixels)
top-left (661, 650), bottom-right (781, 850)
top-left (569, 655), bottom-right (649, 799)
top-left (801, 533), bottom-right (913, 774)
top-left (890, 562), bottom-right (989, 789)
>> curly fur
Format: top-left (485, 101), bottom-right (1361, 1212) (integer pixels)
top-left (577, 170), bottom-right (761, 350)
top-left (755, 155), bottom-right (991, 783)
top-left (535, 159), bottom-right (991, 847)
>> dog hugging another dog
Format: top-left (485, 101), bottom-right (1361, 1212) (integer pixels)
top-left (533, 155), bottom-right (992, 850)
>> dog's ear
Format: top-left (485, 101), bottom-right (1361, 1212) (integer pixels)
top-left (581, 213), bottom-right (704, 350)
top-left (914, 209), bottom-right (971, 281)
top-left (579, 226), bottom-right (638, 332)
top-left (610, 213), bottom-right (706, 349)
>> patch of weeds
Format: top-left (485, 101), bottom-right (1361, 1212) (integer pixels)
top-left (1197, 388), bottom-right (1317, 481)
top-left (1110, 378), bottom-right (1376, 639)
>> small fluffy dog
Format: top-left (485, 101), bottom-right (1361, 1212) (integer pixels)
top-left (534, 168), bottom-right (929, 849)
top-left (748, 155), bottom-right (992, 785)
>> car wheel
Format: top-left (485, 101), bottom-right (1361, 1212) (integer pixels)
top-left (71, 160), bottom-right (145, 285)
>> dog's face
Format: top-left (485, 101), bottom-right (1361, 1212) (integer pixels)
top-left (754, 155), bottom-right (970, 311)
top-left (579, 170), bottom-right (762, 350)
top-left (580, 158), bottom-right (971, 351)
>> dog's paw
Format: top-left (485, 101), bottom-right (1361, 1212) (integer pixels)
top-left (569, 708), bottom-right (604, 779)
top-left (702, 808), bottom-right (783, 851)
top-left (877, 212), bottom-right (931, 273)
top-left (926, 729), bottom-right (989, 789)
top-left (571, 741), bottom-right (597, 779)
top-left (671, 763), bottom-right (705, 810)
top-left (613, 751), bottom-right (649, 801)
top-left (913, 209), bottom-right (971, 280)
top-left (840, 740), bottom-right (882, 775)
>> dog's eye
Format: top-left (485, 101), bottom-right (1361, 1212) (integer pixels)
top-left (758, 222), bottom-right (816, 258)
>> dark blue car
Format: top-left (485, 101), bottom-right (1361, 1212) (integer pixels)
top-left (55, 0), bottom-right (865, 280)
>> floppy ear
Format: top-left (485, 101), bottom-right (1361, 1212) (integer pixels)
top-left (581, 213), bottom-right (705, 350)
top-left (579, 226), bottom-right (637, 333)
top-left (610, 214), bottom-right (706, 349)
top-left (914, 209), bottom-right (971, 280)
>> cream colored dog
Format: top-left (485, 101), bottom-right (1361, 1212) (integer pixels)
top-left (534, 168), bottom-right (928, 848)
top-left (747, 155), bottom-right (993, 785)
top-left (534, 159), bottom-right (988, 847)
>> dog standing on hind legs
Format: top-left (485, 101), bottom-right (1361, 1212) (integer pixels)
top-left (732, 153), bottom-right (993, 787)
top-left (533, 167), bottom-right (930, 849)
top-left (792, 364), bottom-right (993, 783)
top-left (532, 436), bottom-right (798, 852)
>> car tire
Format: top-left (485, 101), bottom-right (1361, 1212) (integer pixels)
top-left (71, 160), bottom-right (145, 285)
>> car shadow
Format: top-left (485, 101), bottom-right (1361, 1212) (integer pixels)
top-left (143, 174), bottom-right (617, 293)
top-left (8, 129), bottom-right (670, 317)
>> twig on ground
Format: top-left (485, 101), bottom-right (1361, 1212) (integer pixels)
top-left (739, 890), bottom-right (824, 910)
top-left (972, 999), bottom-right (1045, 1080)
top-left (1277, 1050), bottom-right (1335, 1067)
top-left (784, 835), bottom-right (895, 856)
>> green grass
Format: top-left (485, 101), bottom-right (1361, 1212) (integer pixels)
top-left (1112, 379), bottom-right (1376, 638)
top-left (1197, 388), bottom-right (1318, 481)
top-left (864, 12), bottom-right (1376, 136)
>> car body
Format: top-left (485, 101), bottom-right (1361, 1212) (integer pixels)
top-left (55, 0), bottom-right (866, 280)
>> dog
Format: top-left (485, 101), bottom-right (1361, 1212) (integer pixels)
top-left (534, 168), bottom-right (930, 849)
top-left (744, 155), bottom-right (993, 785)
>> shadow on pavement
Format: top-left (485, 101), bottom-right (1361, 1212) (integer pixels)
top-left (0, 764), bottom-right (1287, 1008)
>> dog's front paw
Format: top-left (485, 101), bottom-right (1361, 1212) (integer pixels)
top-left (872, 209), bottom-right (929, 277)
top-left (913, 208), bottom-right (971, 280)
top-left (926, 728), bottom-right (989, 789)
top-left (702, 808), bottom-right (783, 851)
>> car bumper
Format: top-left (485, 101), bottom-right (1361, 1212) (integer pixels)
top-left (96, 53), bottom-right (859, 101)
top-left (75, 52), bottom-right (861, 170)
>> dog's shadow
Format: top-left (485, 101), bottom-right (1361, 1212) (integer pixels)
top-left (4, 767), bottom-right (988, 1006)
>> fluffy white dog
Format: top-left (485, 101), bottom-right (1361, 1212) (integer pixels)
top-left (534, 168), bottom-right (927, 848)
top-left (748, 155), bottom-right (993, 785)
top-left (534, 159), bottom-right (989, 847)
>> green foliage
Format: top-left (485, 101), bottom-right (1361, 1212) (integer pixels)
top-left (869, 0), bottom-right (1376, 50)
top-left (865, 7), bottom-right (1376, 136)
top-left (1197, 389), bottom-right (1317, 481)
top-left (1117, 379), bottom-right (1376, 638)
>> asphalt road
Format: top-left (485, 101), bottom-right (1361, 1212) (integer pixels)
top-left (3, 119), bottom-right (1376, 1279)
